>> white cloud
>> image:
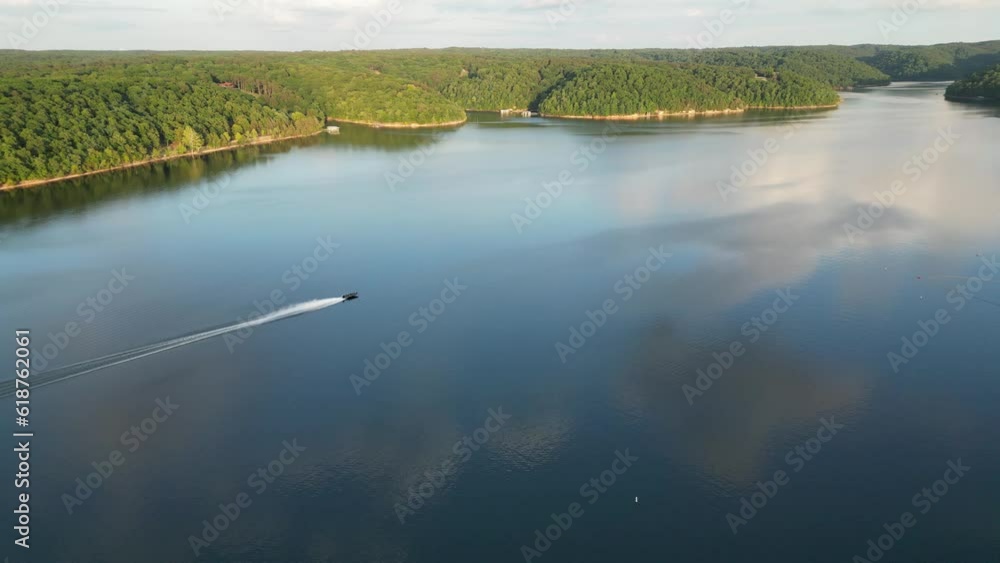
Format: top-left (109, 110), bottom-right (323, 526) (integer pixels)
top-left (4, 0), bottom-right (999, 50)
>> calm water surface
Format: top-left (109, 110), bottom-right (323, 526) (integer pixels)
top-left (1, 83), bottom-right (998, 563)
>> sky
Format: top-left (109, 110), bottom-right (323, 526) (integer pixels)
top-left (2, 0), bottom-right (999, 51)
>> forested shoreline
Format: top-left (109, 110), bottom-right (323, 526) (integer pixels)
top-left (3, 41), bottom-right (1000, 188)
top-left (945, 63), bottom-right (1000, 102)
top-left (1, 129), bottom-right (324, 191)
top-left (535, 63), bottom-right (842, 118)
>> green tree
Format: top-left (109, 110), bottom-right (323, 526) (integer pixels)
top-left (181, 126), bottom-right (204, 152)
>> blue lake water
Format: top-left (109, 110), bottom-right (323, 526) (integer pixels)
top-left (1, 82), bottom-right (998, 563)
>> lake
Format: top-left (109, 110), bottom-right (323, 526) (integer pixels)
top-left (1, 83), bottom-right (998, 563)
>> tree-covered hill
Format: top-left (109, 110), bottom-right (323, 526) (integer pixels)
top-left (0, 77), bottom-right (322, 186)
top-left (819, 41), bottom-right (1000, 81)
top-left (538, 63), bottom-right (742, 116)
top-left (2, 43), bottom-right (995, 187)
top-left (439, 58), bottom-right (584, 111)
top-left (628, 47), bottom-right (891, 89)
top-left (682, 65), bottom-right (841, 108)
top-left (536, 63), bottom-right (839, 117)
top-left (945, 64), bottom-right (1000, 101)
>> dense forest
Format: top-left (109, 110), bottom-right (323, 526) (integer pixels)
top-left (0, 77), bottom-right (322, 186)
top-left (535, 63), bottom-right (839, 117)
top-left (819, 41), bottom-right (1000, 81)
top-left (682, 65), bottom-right (841, 108)
top-left (945, 64), bottom-right (1000, 101)
top-left (3, 42), bottom-right (999, 187)
top-left (537, 63), bottom-right (742, 116)
top-left (628, 47), bottom-right (892, 88)
top-left (439, 58), bottom-right (584, 111)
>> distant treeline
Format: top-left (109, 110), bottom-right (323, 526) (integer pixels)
top-left (2, 42), bottom-right (1000, 186)
top-left (625, 47), bottom-right (892, 88)
top-left (815, 41), bottom-right (1000, 81)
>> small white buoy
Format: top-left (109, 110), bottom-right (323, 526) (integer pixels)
top-left (635, 497), bottom-right (639, 503)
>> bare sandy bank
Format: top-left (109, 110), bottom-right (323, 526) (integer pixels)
top-left (541, 102), bottom-right (840, 120)
top-left (330, 116), bottom-right (468, 129)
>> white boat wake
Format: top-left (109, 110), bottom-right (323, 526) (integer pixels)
top-left (0, 297), bottom-right (346, 397)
